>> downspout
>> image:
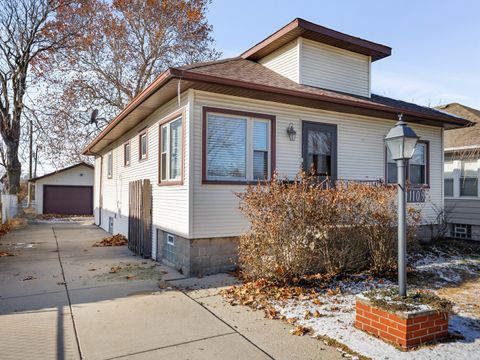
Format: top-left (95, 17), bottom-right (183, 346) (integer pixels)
top-left (86, 148), bottom-right (103, 227)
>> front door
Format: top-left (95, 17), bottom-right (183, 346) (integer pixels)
top-left (302, 122), bottom-right (337, 181)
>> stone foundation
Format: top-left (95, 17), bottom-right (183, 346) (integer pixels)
top-left (156, 229), bottom-right (238, 276)
top-left (355, 296), bottom-right (449, 349)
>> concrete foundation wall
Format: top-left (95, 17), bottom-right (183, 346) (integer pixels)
top-left (156, 228), bottom-right (238, 276)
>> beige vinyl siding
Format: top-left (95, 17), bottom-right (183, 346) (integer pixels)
top-left (97, 92), bottom-right (190, 256)
top-left (259, 39), bottom-right (299, 82)
top-left (300, 38), bottom-right (370, 97)
top-left (192, 91), bottom-right (443, 239)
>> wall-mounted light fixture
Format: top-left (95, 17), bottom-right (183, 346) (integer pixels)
top-left (286, 123), bottom-right (296, 141)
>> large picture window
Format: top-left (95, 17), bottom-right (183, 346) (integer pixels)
top-left (159, 116), bottom-right (183, 184)
top-left (386, 141), bottom-right (429, 186)
top-left (203, 108), bottom-right (275, 183)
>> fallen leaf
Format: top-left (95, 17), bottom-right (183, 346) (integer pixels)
top-left (287, 317), bottom-right (297, 324)
top-left (290, 325), bottom-right (311, 336)
top-left (125, 274), bottom-right (135, 280)
top-left (313, 310), bottom-right (322, 318)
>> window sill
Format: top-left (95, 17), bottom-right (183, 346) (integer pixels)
top-left (139, 157), bottom-right (148, 162)
top-left (158, 180), bottom-right (183, 186)
top-left (202, 179), bottom-right (268, 185)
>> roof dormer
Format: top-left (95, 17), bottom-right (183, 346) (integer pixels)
top-left (242, 18), bottom-right (391, 98)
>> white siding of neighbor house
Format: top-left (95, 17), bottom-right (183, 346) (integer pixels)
top-left (192, 91), bottom-right (443, 239)
top-left (300, 38), bottom-right (371, 97)
top-left (259, 39), bottom-right (300, 82)
top-left (94, 92), bottom-right (190, 259)
top-left (35, 165), bottom-right (94, 214)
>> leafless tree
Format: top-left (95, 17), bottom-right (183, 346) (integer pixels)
top-left (0, 0), bottom-right (86, 193)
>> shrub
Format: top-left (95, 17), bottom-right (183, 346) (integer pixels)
top-left (237, 171), bottom-right (421, 283)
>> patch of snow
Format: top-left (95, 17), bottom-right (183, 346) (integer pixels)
top-left (274, 278), bottom-right (480, 360)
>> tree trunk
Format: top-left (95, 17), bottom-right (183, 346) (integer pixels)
top-left (4, 138), bottom-right (21, 195)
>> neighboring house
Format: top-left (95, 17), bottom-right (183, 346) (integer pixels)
top-left (83, 18), bottom-right (469, 275)
top-left (29, 162), bottom-right (94, 215)
top-left (437, 103), bottom-right (480, 240)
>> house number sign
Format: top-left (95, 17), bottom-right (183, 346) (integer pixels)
top-left (407, 188), bottom-right (426, 203)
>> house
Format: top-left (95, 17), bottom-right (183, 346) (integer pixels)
top-left (437, 103), bottom-right (480, 240)
top-left (83, 18), bottom-right (469, 275)
top-left (29, 162), bottom-right (94, 215)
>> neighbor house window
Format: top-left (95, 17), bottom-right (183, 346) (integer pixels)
top-left (124, 142), bottom-right (130, 166)
top-left (159, 116), bottom-right (183, 183)
top-left (203, 109), bottom-right (274, 183)
top-left (139, 131), bottom-right (147, 160)
top-left (444, 154), bottom-right (454, 197)
top-left (386, 141), bottom-right (429, 186)
top-left (460, 160), bottom-right (478, 197)
top-left (107, 151), bottom-right (113, 178)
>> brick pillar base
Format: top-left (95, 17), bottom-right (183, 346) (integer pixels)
top-left (355, 295), bottom-right (449, 349)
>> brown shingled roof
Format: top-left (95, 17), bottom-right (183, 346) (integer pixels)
top-left (436, 103), bottom-right (480, 149)
top-left (83, 59), bottom-right (470, 155)
top-left (179, 58), bottom-right (466, 124)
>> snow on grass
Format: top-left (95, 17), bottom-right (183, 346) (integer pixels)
top-left (274, 276), bottom-right (480, 360)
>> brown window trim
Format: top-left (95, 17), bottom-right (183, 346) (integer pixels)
top-left (202, 106), bottom-right (276, 185)
top-left (138, 129), bottom-right (148, 161)
top-left (384, 139), bottom-right (430, 188)
top-left (158, 108), bottom-right (185, 186)
top-left (123, 141), bottom-right (131, 167)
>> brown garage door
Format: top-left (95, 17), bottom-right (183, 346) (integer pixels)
top-left (43, 185), bottom-right (93, 215)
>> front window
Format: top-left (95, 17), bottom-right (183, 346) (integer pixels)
top-left (139, 132), bottom-right (147, 160)
top-left (160, 117), bottom-right (183, 183)
top-left (205, 111), bottom-right (271, 182)
top-left (107, 151), bottom-right (113, 178)
top-left (386, 142), bottom-right (428, 186)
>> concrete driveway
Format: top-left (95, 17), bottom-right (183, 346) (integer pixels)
top-left (0, 220), bottom-right (340, 360)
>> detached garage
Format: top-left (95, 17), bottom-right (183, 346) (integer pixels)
top-left (30, 162), bottom-right (94, 215)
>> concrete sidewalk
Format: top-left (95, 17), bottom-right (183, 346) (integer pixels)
top-left (0, 221), bottom-right (341, 360)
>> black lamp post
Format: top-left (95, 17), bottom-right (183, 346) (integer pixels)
top-left (385, 114), bottom-right (419, 297)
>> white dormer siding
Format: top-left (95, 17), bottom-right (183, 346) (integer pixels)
top-left (258, 37), bottom-right (371, 97)
top-left (258, 39), bottom-right (300, 82)
top-left (300, 38), bottom-right (371, 97)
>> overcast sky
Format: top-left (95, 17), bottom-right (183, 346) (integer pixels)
top-left (207, 0), bottom-right (480, 109)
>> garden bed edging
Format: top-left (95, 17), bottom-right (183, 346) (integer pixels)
top-left (355, 294), bottom-right (449, 349)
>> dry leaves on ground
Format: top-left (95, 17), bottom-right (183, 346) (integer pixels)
top-left (222, 279), bottom-right (322, 322)
top-left (0, 251), bottom-right (14, 257)
top-left (37, 214), bottom-right (90, 220)
top-left (93, 234), bottom-right (128, 247)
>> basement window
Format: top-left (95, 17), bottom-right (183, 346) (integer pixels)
top-left (452, 224), bottom-right (471, 240)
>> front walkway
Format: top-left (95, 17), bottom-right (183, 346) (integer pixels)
top-left (0, 220), bottom-right (341, 360)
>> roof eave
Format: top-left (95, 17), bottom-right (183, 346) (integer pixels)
top-left (241, 18), bottom-right (392, 61)
top-left (176, 69), bottom-right (469, 128)
top-left (82, 69), bottom-right (174, 156)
